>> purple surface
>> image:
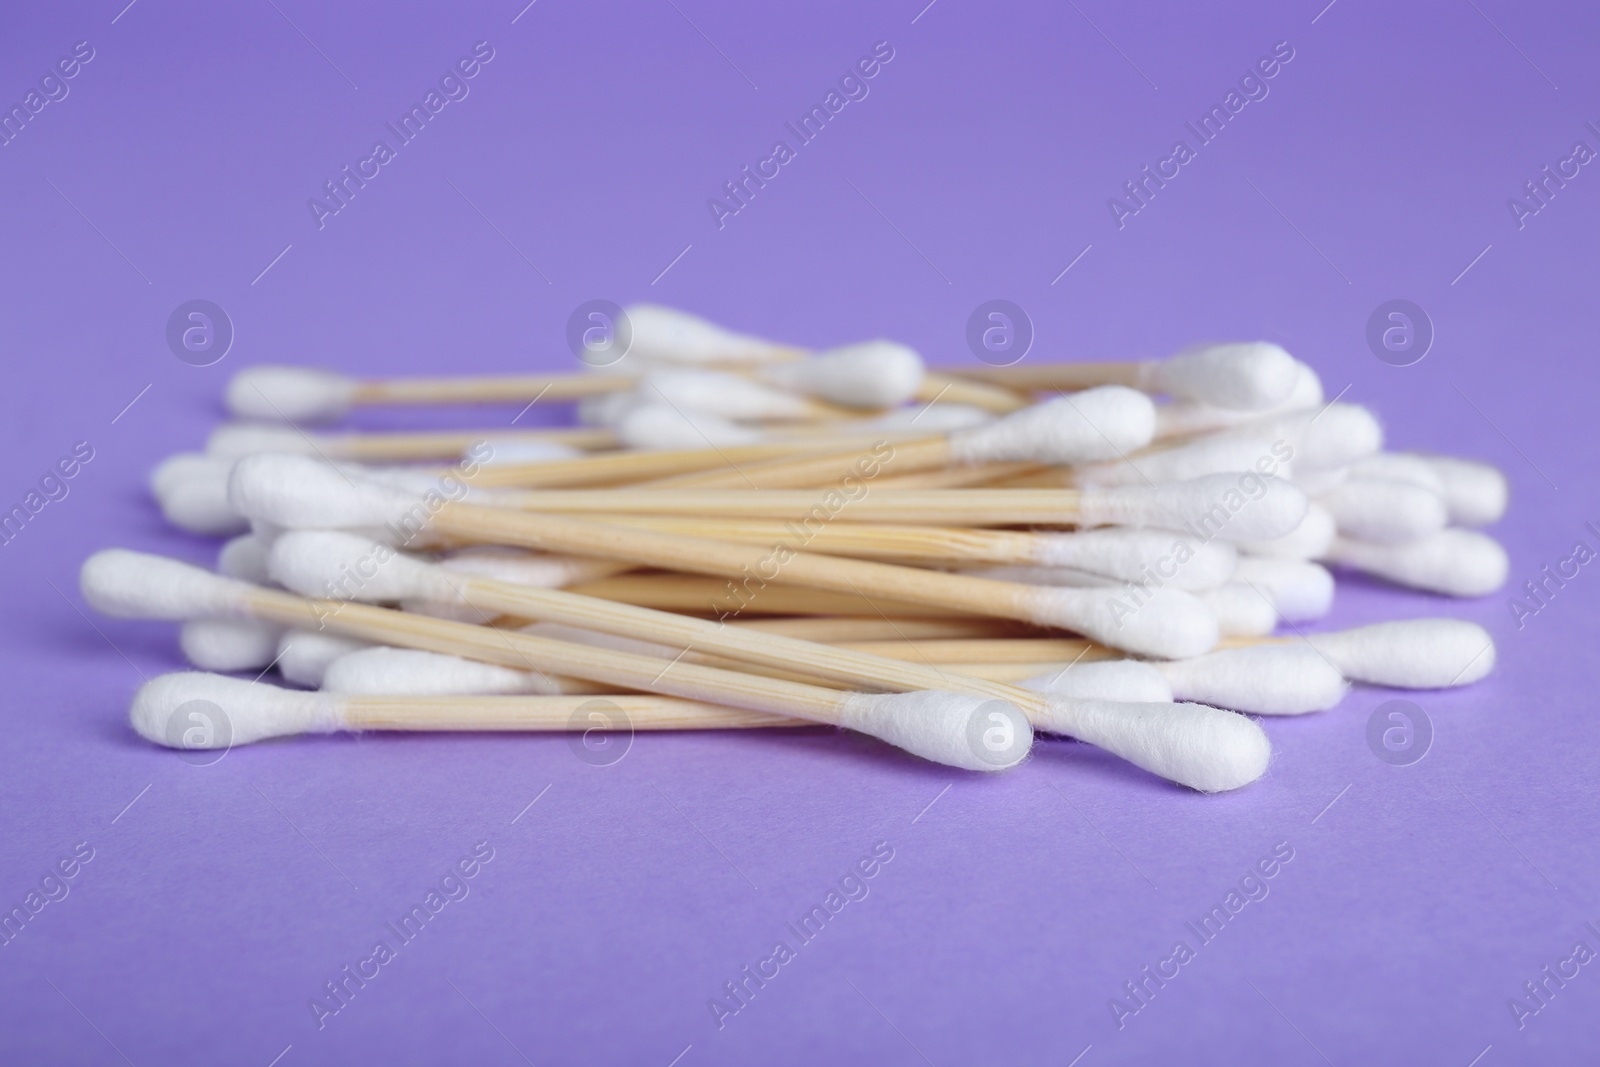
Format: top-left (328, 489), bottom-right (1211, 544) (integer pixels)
top-left (1, 0), bottom-right (1595, 1063)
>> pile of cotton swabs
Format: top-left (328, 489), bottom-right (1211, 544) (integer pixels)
top-left (81, 305), bottom-right (1507, 792)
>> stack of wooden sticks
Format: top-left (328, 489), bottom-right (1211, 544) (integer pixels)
top-left (84, 305), bottom-right (1508, 792)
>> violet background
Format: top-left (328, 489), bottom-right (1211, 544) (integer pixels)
top-left (1, 0), bottom-right (1595, 1063)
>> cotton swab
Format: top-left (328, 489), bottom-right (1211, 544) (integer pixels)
top-left (322, 647), bottom-right (585, 696)
top-left (951, 342), bottom-right (1301, 410)
top-left (1153, 362), bottom-right (1325, 438)
top-left (1298, 619), bottom-right (1496, 687)
top-left (234, 465), bottom-right (1226, 657)
top-left (1019, 645), bottom-right (1348, 715)
top-left (207, 423), bottom-right (615, 461)
top-left (636, 387), bottom-right (1157, 489)
top-left (1238, 503), bottom-right (1336, 559)
top-left (1230, 557), bottom-right (1334, 621)
top-left (86, 547), bottom-right (1275, 789)
top-left (1197, 585), bottom-right (1279, 637)
top-left (583, 519), bottom-right (1238, 590)
top-left (1317, 480), bottom-right (1448, 543)
top-left (1323, 529), bottom-right (1509, 597)
top-left (834, 616), bottom-right (1497, 689)
top-left (80, 550), bottom-right (1034, 771)
top-left (1404, 454), bottom-right (1508, 526)
top-left (178, 618), bottom-right (283, 671)
top-left (131, 673), bottom-right (801, 747)
top-left (276, 630), bottom-right (371, 687)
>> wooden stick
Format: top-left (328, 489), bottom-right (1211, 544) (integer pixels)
top-left (424, 570), bottom-right (1045, 709)
top-left (838, 638), bottom-right (1105, 663)
top-left (638, 437), bottom-right (947, 490)
top-left (489, 488), bottom-right (1089, 526)
top-left (567, 515), bottom-right (1049, 565)
top-left (726, 616), bottom-right (1029, 641)
top-left (345, 693), bottom-right (804, 731)
top-left (239, 587), bottom-right (982, 724)
top-left (946, 362), bottom-right (1146, 391)
top-left (869, 462), bottom-right (1047, 489)
top-left (463, 432), bottom-right (928, 489)
top-left (355, 373), bottom-right (631, 406)
top-left (431, 502), bottom-right (1091, 630)
top-left (915, 373), bottom-right (1030, 413)
top-left (245, 427), bottom-right (619, 462)
top-left (565, 575), bottom-right (952, 617)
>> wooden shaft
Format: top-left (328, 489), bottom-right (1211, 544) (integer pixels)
top-left (642, 437), bottom-right (940, 490)
top-left (344, 694), bottom-right (804, 731)
top-left (433, 503), bottom-right (1058, 628)
top-left (728, 617), bottom-right (1029, 641)
top-left (463, 433), bottom-right (907, 489)
top-left (565, 575), bottom-right (949, 616)
top-left (947, 361), bottom-right (1147, 391)
top-left (569, 515), bottom-right (1044, 564)
top-left (239, 587), bottom-right (857, 723)
top-left (915, 372), bottom-right (1031, 413)
top-left (317, 428), bottom-right (618, 462)
top-left (837, 638), bottom-right (1106, 663)
top-left (354, 374), bottom-right (632, 406)
top-left (452, 575), bottom-right (1041, 710)
top-left (870, 462), bottom-right (1047, 489)
top-left (490, 489), bottom-right (1085, 525)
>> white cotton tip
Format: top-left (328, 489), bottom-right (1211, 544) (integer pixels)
top-left (860, 403), bottom-right (993, 433)
top-left (758, 340), bottom-right (924, 408)
top-left (150, 453), bottom-right (230, 500)
top-left (178, 618), bottom-right (284, 671)
top-left (837, 691), bottom-right (1032, 771)
top-left (1154, 646), bottom-right (1349, 715)
top-left (225, 366), bottom-right (358, 423)
top-left (1348, 453), bottom-right (1446, 494)
top-left (322, 647), bottom-right (562, 696)
top-left (276, 630), bottom-right (370, 687)
top-left (1198, 584), bottom-right (1279, 637)
top-left (613, 403), bottom-right (763, 450)
top-left (1037, 697), bottom-right (1270, 792)
top-left (1237, 503), bottom-right (1336, 559)
top-left (1022, 585), bottom-right (1218, 659)
top-left (638, 369), bottom-right (816, 421)
top-left (1408, 454), bottom-right (1509, 527)
top-left (474, 439), bottom-right (583, 465)
top-left (81, 549), bottom-right (253, 621)
top-left (1029, 528), bottom-right (1236, 591)
top-left (217, 533), bottom-right (274, 583)
top-left (1277, 404), bottom-right (1383, 469)
top-left (1324, 529), bottom-right (1508, 597)
top-left (623, 304), bottom-right (793, 365)
top-left (1231, 556), bottom-right (1334, 621)
top-left (1289, 464), bottom-right (1348, 496)
top-left (1305, 619), bottom-right (1496, 687)
top-left (947, 387), bottom-right (1155, 465)
top-left (131, 672), bottom-right (344, 747)
top-left (1018, 660), bottom-right (1173, 703)
top-left (1076, 474), bottom-right (1308, 543)
top-left (1074, 435), bottom-right (1289, 488)
top-left (156, 470), bottom-right (249, 536)
top-left (229, 454), bottom-right (419, 531)
top-left (440, 547), bottom-right (600, 588)
top-left (268, 531), bottom-right (460, 603)
top-left (1318, 481), bottom-right (1449, 543)
top-left (206, 422), bottom-right (325, 458)
top-left (1146, 342), bottom-right (1299, 411)
top-left (1154, 361), bottom-right (1324, 437)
